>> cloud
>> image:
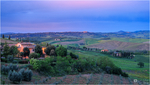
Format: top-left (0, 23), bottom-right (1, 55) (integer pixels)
top-left (1, 1), bottom-right (149, 33)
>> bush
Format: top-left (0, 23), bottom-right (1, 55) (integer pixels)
top-left (1, 58), bottom-right (7, 62)
top-left (111, 67), bottom-right (122, 75)
top-left (1, 63), bottom-right (18, 74)
top-left (19, 68), bottom-right (33, 81)
top-left (96, 56), bottom-right (115, 70)
top-left (8, 70), bottom-right (22, 84)
top-left (29, 53), bottom-right (39, 59)
top-left (12, 60), bottom-right (18, 64)
top-left (9, 63), bottom-right (18, 71)
top-left (55, 46), bottom-right (67, 57)
top-left (70, 52), bottom-right (78, 59)
top-left (137, 62), bottom-right (144, 68)
top-left (37, 53), bottom-right (41, 58)
top-left (19, 60), bottom-right (28, 64)
top-left (7, 55), bottom-right (14, 62)
top-left (1, 65), bottom-right (10, 74)
top-left (122, 72), bottom-right (128, 77)
top-left (105, 66), bottom-right (112, 74)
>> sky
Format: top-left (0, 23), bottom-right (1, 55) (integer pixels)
top-left (1, 0), bottom-right (149, 33)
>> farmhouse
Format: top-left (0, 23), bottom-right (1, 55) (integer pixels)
top-left (15, 42), bottom-right (35, 53)
top-left (101, 49), bottom-right (108, 52)
top-left (7, 42), bottom-right (46, 55)
top-left (55, 38), bottom-right (61, 41)
top-left (113, 51), bottom-right (122, 57)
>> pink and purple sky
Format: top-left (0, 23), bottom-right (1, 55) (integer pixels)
top-left (1, 0), bottom-right (149, 33)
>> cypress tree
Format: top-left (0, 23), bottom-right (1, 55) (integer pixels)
top-left (2, 34), bottom-right (5, 39)
top-left (8, 35), bottom-right (10, 40)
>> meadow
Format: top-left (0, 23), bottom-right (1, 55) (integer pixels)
top-left (67, 49), bottom-right (149, 82)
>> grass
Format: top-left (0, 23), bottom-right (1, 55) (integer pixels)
top-left (111, 38), bottom-right (149, 43)
top-left (49, 39), bottom-right (81, 44)
top-left (84, 38), bottom-right (99, 45)
top-left (67, 44), bottom-right (80, 47)
top-left (68, 49), bottom-right (149, 82)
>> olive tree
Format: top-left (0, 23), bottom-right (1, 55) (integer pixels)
top-left (9, 46), bottom-right (19, 57)
top-left (44, 45), bottom-right (55, 55)
top-left (35, 44), bottom-right (43, 55)
top-left (3, 42), bottom-right (10, 59)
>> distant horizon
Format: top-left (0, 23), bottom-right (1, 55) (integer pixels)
top-left (1, 30), bottom-right (149, 34)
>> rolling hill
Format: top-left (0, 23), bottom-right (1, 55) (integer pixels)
top-left (86, 40), bottom-right (149, 51)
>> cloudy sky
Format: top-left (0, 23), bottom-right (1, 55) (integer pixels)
top-left (1, 0), bottom-right (149, 33)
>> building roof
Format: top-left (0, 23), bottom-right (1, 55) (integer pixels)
top-left (23, 46), bottom-right (35, 49)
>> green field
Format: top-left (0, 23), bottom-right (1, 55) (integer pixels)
top-left (68, 49), bottom-right (149, 82)
top-left (111, 38), bottom-right (149, 43)
top-left (84, 38), bottom-right (99, 45)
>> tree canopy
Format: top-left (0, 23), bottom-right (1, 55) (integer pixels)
top-left (44, 45), bottom-right (55, 55)
top-left (55, 46), bottom-right (67, 57)
top-left (3, 42), bottom-right (10, 58)
top-left (35, 44), bottom-right (43, 55)
top-left (9, 46), bottom-right (19, 57)
top-left (23, 47), bottom-right (30, 57)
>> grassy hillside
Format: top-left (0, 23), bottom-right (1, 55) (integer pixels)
top-left (86, 40), bottom-right (149, 51)
top-left (84, 38), bottom-right (99, 45)
top-left (0, 38), bottom-right (18, 44)
top-left (111, 38), bottom-right (149, 43)
top-left (68, 49), bottom-right (149, 82)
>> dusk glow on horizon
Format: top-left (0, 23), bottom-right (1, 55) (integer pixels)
top-left (1, 1), bottom-right (149, 33)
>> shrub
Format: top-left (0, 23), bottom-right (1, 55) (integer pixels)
top-left (9, 63), bottom-right (18, 71)
top-left (12, 60), bottom-right (18, 64)
top-left (1, 63), bottom-right (18, 74)
top-left (137, 62), bottom-right (144, 68)
top-left (37, 53), bottom-right (41, 58)
top-left (105, 66), bottom-right (112, 74)
top-left (122, 72), bottom-right (128, 77)
top-left (55, 46), bottom-right (67, 57)
top-left (19, 68), bottom-right (33, 81)
top-left (70, 52), bottom-right (78, 59)
top-left (29, 53), bottom-right (39, 59)
top-left (111, 67), bottom-right (122, 75)
top-left (19, 60), bottom-right (28, 64)
top-left (1, 65), bottom-right (10, 74)
top-left (8, 70), bottom-right (22, 84)
top-left (29, 58), bottom-right (40, 70)
top-left (96, 56), bottom-right (115, 70)
top-left (7, 55), bottom-right (14, 62)
top-left (1, 58), bottom-right (7, 62)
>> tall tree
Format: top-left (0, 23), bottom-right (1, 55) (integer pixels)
top-left (50, 49), bottom-right (56, 56)
top-left (9, 46), bottom-right (19, 57)
top-left (8, 35), bottom-right (10, 40)
top-left (44, 45), bottom-right (55, 55)
top-left (35, 44), bottom-right (43, 55)
top-left (3, 42), bottom-right (10, 59)
top-left (23, 47), bottom-right (30, 57)
top-left (55, 46), bottom-right (67, 57)
top-left (2, 34), bottom-right (5, 39)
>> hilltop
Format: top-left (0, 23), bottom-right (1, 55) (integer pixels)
top-left (1, 30), bottom-right (149, 39)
